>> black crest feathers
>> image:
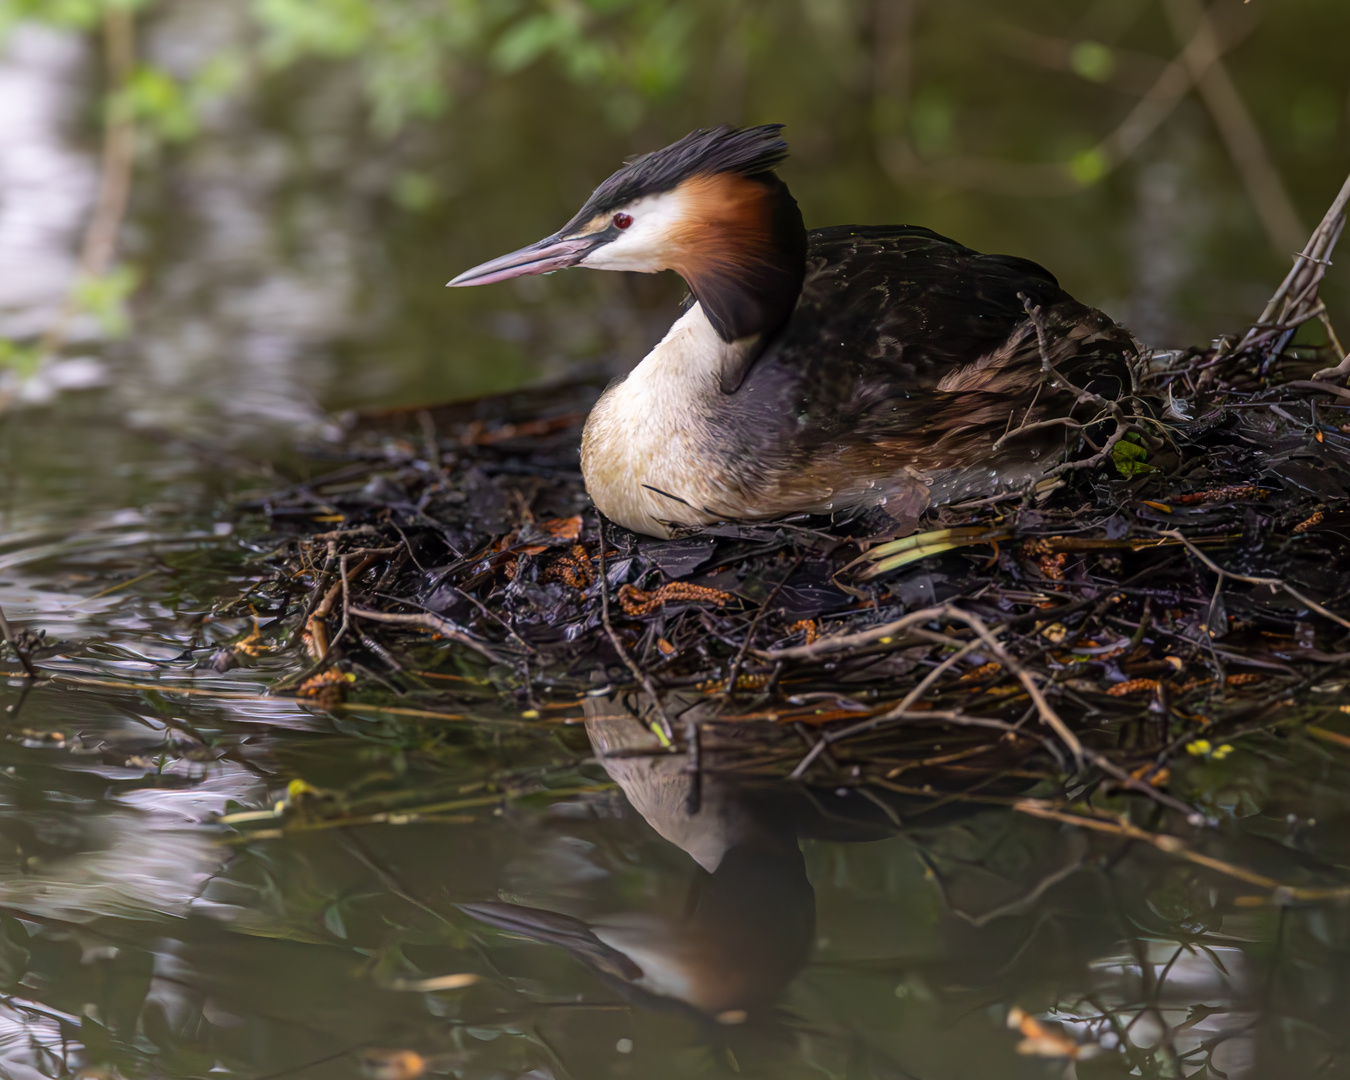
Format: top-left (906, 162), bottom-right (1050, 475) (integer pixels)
top-left (563, 124), bottom-right (789, 232)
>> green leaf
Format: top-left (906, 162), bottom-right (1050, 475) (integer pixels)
top-left (492, 13), bottom-right (568, 74)
top-left (1112, 435), bottom-right (1153, 477)
top-left (910, 88), bottom-right (955, 154)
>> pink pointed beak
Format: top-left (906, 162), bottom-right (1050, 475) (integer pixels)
top-left (447, 230), bottom-right (610, 287)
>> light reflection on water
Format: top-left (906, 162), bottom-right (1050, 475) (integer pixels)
top-left (0, 25), bottom-right (95, 342)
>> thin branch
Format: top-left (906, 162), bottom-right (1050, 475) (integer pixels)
top-left (1015, 800), bottom-right (1350, 901)
top-left (1018, 295), bottom-right (1141, 480)
top-left (1162, 0), bottom-right (1304, 257)
top-left (1157, 528), bottom-right (1350, 633)
top-left (35, 7), bottom-right (137, 365)
top-left (766, 601), bottom-right (1084, 767)
top-left (347, 607), bottom-right (509, 665)
top-left (871, 0), bottom-right (1256, 197)
top-left (722, 555), bottom-right (801, 696)
top-left (990, 415), bottom-right (1084, 453)
top-left (941, 607), bottom-right (1084, 767)
top-left (597, 516), bottom-right (673, 744)
top-left (1229, 169), bottom-right (1350, 372)
top-left (0, 604), bottom-right (38, 679)
top-left (1284, 380), bottom-right (1350, 403)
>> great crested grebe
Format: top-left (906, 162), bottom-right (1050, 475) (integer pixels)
top-left (450, 124), bottom-right (1137, 539)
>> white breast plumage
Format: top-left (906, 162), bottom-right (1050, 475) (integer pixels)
top-left (581, 304), bottom-right (751, 537)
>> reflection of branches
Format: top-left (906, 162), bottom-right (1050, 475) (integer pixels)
top-left (936, 848), bottom-right (1086, 929)
top-left (869, 0), bottom-right (1300, 258)
top-left (1016, 800), bottom-right (1350, 901)
top-left (35, 7), bottom-right (136, 364)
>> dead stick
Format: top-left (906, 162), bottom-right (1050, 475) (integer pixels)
top-left (1284, 380), bottom-right (1350, 403)
top-left (347, 607), bottom-right (508, 665)
top-left (597, 517), bottom-right (673, 744)
top-left (1158, 528), bottom-right (1350, 633)
top-left (722, 555), bottom-right (800, 696)
top-left (1233, 168), bottom-right (1350, 372)
top-left (756, 604), bottom-right (951, 661)
top-left (1013, 801), bottom-right (1345, 899)
top-left (272, 552), bottom-right (381, 690)
top-left (0, 603), bottom-right (37, 679)
top-left (945, 607), bottom-right (1084, 768)
top-left (764, 602), bottom-right (1084, 766)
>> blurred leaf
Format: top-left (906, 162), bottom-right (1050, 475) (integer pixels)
top-left (492, 13), bottom-right (570, 74)
top-left (1069, 147), bottom-right (1108, 186)
top-left (393, 171), bottom-right (441, 212)
top-left (627, 5), bottom-right (694, 97)
top-left (1069, 41), bottom-right (1115, 83)
top-left (252, 0), bottom-right (372, 61)
top-left (911, 89), bottom-right (954, 154)
top-left (0, 0), bottom-right (155, 34)
top-left (0, 339), bottom-right (42, 378)
top-left (73, 264), bottom-right (141, 338)
top-left (119, 65), bottom-right (196, 141)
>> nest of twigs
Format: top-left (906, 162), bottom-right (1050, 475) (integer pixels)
top-left (229, 176), bottom-right (1350, 821)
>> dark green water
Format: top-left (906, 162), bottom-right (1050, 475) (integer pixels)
top-left (7, 396), bottom-right (1350, 1079)
top-left (4, 1), bottom-right (1350, 1076)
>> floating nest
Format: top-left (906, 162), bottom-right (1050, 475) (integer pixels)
top-left (228, 180), bottom-right (1350, 831)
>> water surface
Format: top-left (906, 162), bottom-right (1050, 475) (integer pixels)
top-left (4, 2), bottom-right (1350, 1075)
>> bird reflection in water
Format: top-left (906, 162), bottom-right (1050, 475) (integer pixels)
top-left (461, 699), bottom-right (903, 1022)
top-left (457, 706), bottom-right (1265, 1077)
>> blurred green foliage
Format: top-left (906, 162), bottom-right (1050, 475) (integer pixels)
top-left (0, 0), bottom-right (728, 374)
top-left (250, 0), bottom-right (702, 133)
top-left (72, 264), bottom-right (140, 337)
top-left (0, 0), bottom-right (713, 137)
top-left (0, 0), bottom-right (151, 34)
top-left (0, 0), bottom-right (1347, 386)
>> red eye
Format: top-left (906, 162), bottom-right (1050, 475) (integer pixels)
top-left (612, 212), bottom-right (633, 230)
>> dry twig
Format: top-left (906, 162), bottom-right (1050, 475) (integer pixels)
top-left (598, 517), bottom-right (674, 744)
top-left (0, 603), bottom-right (37, 679)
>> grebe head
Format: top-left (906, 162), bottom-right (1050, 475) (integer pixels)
top-left (449, 124), bottom-right (807, 347)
